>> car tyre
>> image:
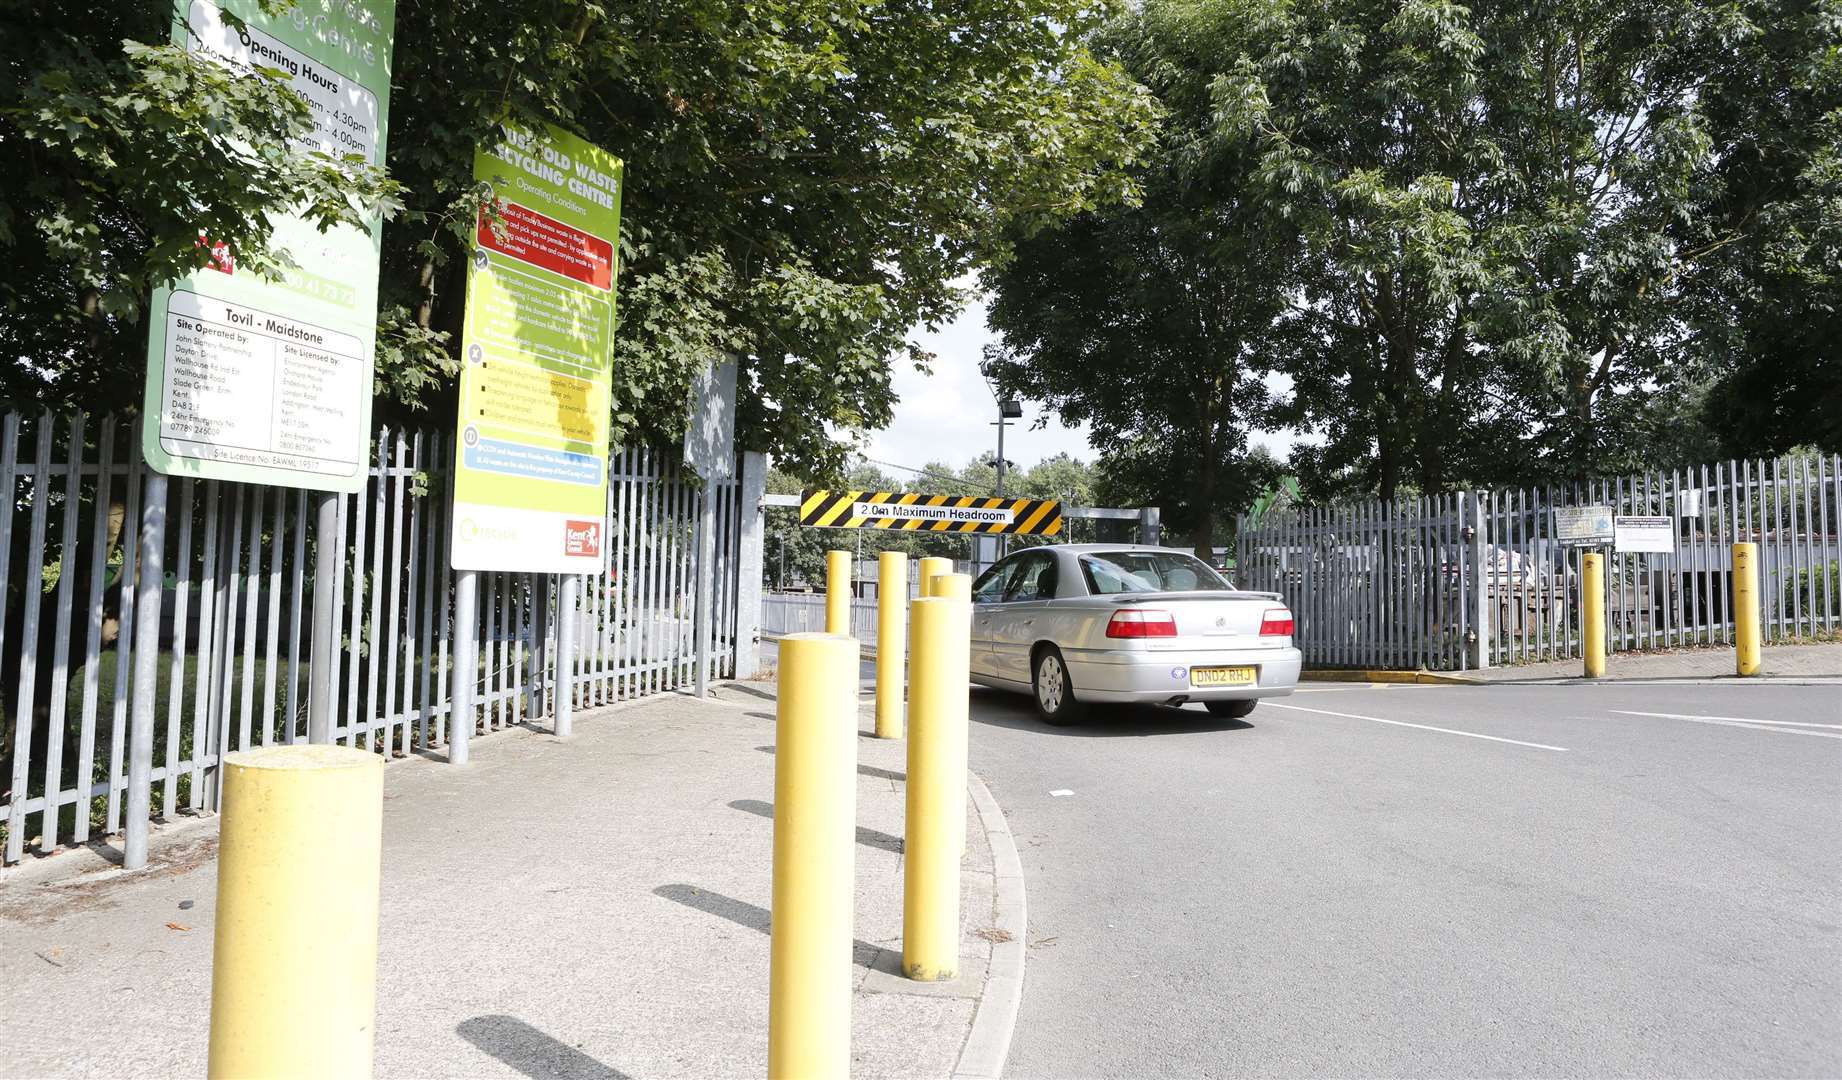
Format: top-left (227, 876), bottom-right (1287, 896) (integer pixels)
top-left (1032, 646), bottom-right (1084, 726)
top-left (1204, 699), bottom-right (1257, 720)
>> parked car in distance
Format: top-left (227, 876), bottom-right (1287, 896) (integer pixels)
top-left (968, 544), bottom-right (1301, 724)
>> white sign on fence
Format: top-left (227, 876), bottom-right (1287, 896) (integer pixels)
top-left (682, 359), bottom-right (738, 481)
top-left (1553, 505), bottom-right (1615, 545)
top-left (1615, 515), bottom-right (1676, 554)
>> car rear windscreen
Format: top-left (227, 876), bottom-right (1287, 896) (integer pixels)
top-left (1079, 551), bottom-right (1232, 594)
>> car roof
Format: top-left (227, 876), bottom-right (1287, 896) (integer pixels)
top-left (1018, 544), bottom-right (1197, 556)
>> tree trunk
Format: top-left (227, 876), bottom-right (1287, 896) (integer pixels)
top-left (1190, 454), bottom-right (1217, 563)
top-left (1191, 391), bottom-right (1219, 562)
top-left (1569, 368), bottom-right (1595, 479)
top-left (1420, 318), bottom-right (1467, 493)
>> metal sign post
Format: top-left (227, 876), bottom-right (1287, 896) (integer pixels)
top-left (555, 574), bottom-right (578, 736)
top-left (684, 359), bottom-right (737, 698)
top-left (306, 492), bottom-right (341, 743)
top-left (123, 471), bottom-right (167, 870)
top-left (695, 492), bottom-right (719, 697)
top-left (449, 569), bottom-right (477, 765)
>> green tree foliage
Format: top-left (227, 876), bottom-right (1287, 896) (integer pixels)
top-left (1223, 0), bottom-right (1842, 488)
top-left (1678, 0), bottom-right (1842, 456)
top-left (0, 0), bottom-right (400, 411)
top-left (2, 0), bottom-right (1157, 482)
top-left (982, 2), bottom-right (1294, 558)
top-left (991, 0), bottom-right (1839, 510)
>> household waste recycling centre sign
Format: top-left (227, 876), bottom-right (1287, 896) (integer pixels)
top-left (141, 0), bottom-right (394, 492)
top-left (451, 124), bottom-right (623, 574)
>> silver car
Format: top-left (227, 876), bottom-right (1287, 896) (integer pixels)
top-left (968, 544), bottom-right (1301, 725)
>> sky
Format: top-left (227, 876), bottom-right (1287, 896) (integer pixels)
top-left (862, 290), bottom-right (1303, 478)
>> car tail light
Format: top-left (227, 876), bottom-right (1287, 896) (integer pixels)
top-left (1106, 609), bottom-right (1177, 638)
top-left (1260, 608), bottom-right (1295, 636)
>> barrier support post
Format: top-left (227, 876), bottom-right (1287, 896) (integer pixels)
top-left (1734, 542), bottom-right (1761, 676)
top-left (825, 549), bottom-right (851, 635)
top-left (208, 745), bottom-right (385, 1080)
top-left (875, 551), bottom-right (908, 739)
top-left (904, 584), bottom-right (971, 980)
top-left (768, 633), bottom-right (859, 1079)
top-left (1582, 552), bottom-right (1605, 679)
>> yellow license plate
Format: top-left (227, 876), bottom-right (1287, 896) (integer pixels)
top-left (1191, 666), bottom-right (1256, 687)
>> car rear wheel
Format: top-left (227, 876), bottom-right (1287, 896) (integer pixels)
top-left (1204, 700), bottom-right (1257, 720)
top-left (1032, 647), bottom-right (1084, 726)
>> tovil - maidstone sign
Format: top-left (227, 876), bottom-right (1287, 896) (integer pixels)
top-left (140, 0), bottom-right (394, 492)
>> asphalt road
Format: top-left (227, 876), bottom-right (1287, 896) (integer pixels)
top-left (968, 679), bottom-right (1842, 1078)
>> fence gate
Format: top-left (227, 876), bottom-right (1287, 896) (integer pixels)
top-left (0, 410), bottom-right (759, 865)
top-left (1235, 453), bottom-right (1841, 672)
top-left (1235, 494), bottom-right (1478, 671)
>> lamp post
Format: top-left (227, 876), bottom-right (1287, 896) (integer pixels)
top-left (987, 397), bottom-right (1023, 569)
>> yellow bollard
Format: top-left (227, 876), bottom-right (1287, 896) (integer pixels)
top-left (875, 551), bottom-right (909, 739)
top-left (917, 556), bottom-right (952, 598)
top-left (825, 549), bottom-right (851, 635)
top-left (208, 745), bottom-right (385, 1080)
top-left (1734, 542), bottom-right (1761, 676)
top-left (768, 633), bottom-right (860, 1079)
top-left (1582, 552), bottom-right (1606, 679)
top-left (904, 591), bottom-right (971, 981)
top-left (931, 572), bottom-right (973, 858)
top-left (933, 573), bottom-right (971, 603)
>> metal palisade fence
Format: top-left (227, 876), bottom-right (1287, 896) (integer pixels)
top-left (1235, 453), bottom-right (1841, 671)
top-left (0, 411), bottom-right (757, 864)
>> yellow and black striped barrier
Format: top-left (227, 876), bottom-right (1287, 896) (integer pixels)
top-left (799, 490), bottom-right (1063, 536)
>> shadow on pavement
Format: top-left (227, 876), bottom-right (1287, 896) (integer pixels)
top-left (969, 689), bottom-right (1256, 738)
top-left (651, 883), bottom-right (884, 969)
top-left (752, 745), bottom-right (906, 779)
top-left (455, 1015), bottom-right (629, 1080)
top-left (728, 799), bottom-right (904, 853)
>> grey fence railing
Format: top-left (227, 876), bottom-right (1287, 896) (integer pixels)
top-left (1, 410), bottom-right (750, 864)
top-left (1235, 453), bottom-right (1842, 671)
top-left (761, 593), bottom-right (882, 646)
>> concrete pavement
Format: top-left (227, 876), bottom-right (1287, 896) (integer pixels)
top-left (0, 682), bottom-right (1021, 1078)
top-left (970, 678), bottom-right (1841, 1077)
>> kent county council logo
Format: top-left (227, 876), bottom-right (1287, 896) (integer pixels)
top-left (564, 520), bottom-right (601, 558)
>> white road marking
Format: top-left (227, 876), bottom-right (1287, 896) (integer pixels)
top-left (1264, 702), bottom-right (1569, 752)
top-left (1609, 710), bottom-right (1842, 739)
top-left (1050, 789), bottom-right (1074, 797)
top-left (1609, 711), bottom-right (1841, 729)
